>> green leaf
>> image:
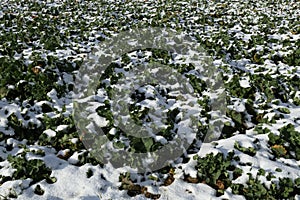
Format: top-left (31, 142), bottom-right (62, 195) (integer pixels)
top-left (142, 138), bottom-right (154, 152)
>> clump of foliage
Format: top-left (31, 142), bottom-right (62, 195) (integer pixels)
top-left (234, 141), bottom-right (257, 156)
top-left (6, 154), bottom-right (52, 185)
top-left (38, 115), bottom-right (83, 153)
top-left (232, 174), bottom-right (300, 199)
top-left (119, 172), bottom-right (161, 199)
top-left (194, 151), bottom-right (242, 196)
top-left (268, 123), bottom-right (300, 160)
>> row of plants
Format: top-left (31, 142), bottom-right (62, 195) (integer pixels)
top-left (193, 151), bottom-right (300, 199)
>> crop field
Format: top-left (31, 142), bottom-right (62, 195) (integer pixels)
top-left (0, 0), bottom-right (299, 199)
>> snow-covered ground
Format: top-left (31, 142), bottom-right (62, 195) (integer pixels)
top-left (0, 0), bottom-right (299, 199)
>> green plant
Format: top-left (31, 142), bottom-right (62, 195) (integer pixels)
top-left (86, 168), bottom-right (94, 178)
top-left (34, 185), bottom-right (45, 195)
top-left (194, 151), bottom-right (242, 196)
top-left (231, 174), bottom-right (300, 199)
top-left (7, 154), bottom-right (52, 185)
top-left (234, 141), bottom-right (257, 156)
top-left (268, 124), bottom-right (300, 160)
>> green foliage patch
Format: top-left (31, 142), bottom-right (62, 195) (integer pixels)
top-left (268, 124), bottom-right (300, 160)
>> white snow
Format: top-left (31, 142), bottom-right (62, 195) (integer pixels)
top-left (240, 79), bottom-right (251, 88)
top-left (56, 125), bottom-right (69, 132)
top-left (0, 0), bottom-right (299, 199)
top-left (43, 129), bottom-right (56, 137)
top-left (87, 113), bottom-right (109, 127)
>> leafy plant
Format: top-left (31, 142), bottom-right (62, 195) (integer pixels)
top-left (86, 168), bottom-right (94, 178)
top-left (234, 141), bottom-right (257, 156)
top-left (34, 185), bottom-right (45, 195)
top-left (119, 172), bottom-right (161, 199)
top-left (232, 174), bottom-right (300, 199)
top-left (271, 144), bottom-right (287, 157)
top-left (268, 124), bottom-right (300, 160)
top-left (194, 151), bottom-right (242, 196)
top-left (7, 154), bottom-right (52, 185)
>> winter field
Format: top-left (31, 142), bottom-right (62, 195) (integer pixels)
top-left (0, 0), bottom-right (299, 199)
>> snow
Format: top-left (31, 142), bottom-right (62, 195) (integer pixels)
top-left (159, 180), bottom-right (217, 200)
top-left (1, 0), bottom-right (300, 199)
top-left (55, 125), bottom-right (69, 132)
top-left (43, 129), bottom-right (57, 137)
top-left (87, 113), bottom-right (109, 127)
